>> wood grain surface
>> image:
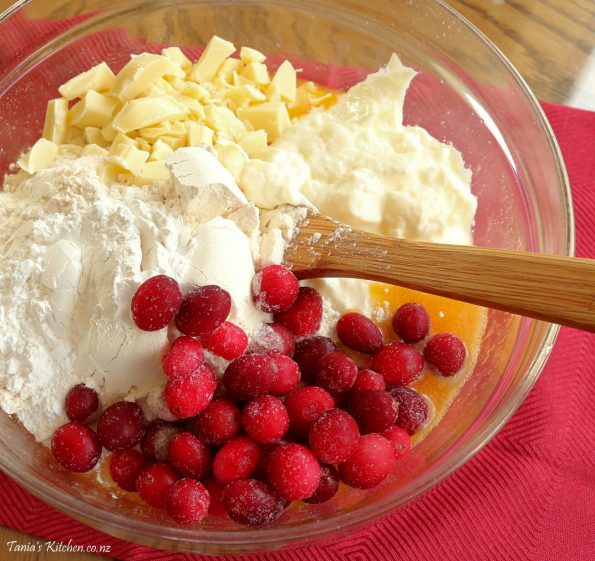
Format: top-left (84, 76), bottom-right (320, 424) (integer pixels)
top-left (0, 0), bottom-right (593, 560)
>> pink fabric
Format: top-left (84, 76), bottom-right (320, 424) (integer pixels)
top-left (1, 10), bottom-right (594, 561)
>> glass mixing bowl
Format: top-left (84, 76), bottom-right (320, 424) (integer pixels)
top-left (0, 0), bottom-right (572, 554)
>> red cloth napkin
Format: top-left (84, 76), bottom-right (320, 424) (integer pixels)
top-left (1, 11), bottom-right (595, 561)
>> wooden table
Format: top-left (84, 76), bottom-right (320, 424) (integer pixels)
top-left (0, 0), bottom-right (593, 559)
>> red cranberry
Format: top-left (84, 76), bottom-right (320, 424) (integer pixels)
top-left (249, 323), bottom-right (295, 356)
top-left (175, 285), bottom-right (231, 336)
top-left (336, 312), bottom-right (383, 354)
top-left (389, 386), bottom-right (429, 434)
top-left (392, 302), bottom-right (430, 343)
top-left (167, 431), bottom-right (212, 479)
top-left (64, 384), bottom-right (99, 423)
top-left (141, 420), bottom-right (178, 462)
top-left (189, 398), bottom-right (241, 446)
top-left (162, 336), bottom-right (204, 378)
top-left (97, 401), bottom-right (146, 452)
top-left (373, 342), bottom-right (425, 386)
top-left (316, 351), bottom-right (358, 393)
top-left (252, 264), bottom-right (299, 313)
top-left (223, 479), bottom-right (285, 526)
top-left (223, 354), bottom-right (277, 401)
top-left (383, 426), bottom-right (412, 460)
top-left (243, 395), bottom-right (289, 444)
top-left (424, 333), bottom-right (466, 376)
top-left (51, 422), bottom-right (101, 472)
top-left (166, 479), bottom-right (210, 525)
top-left (351, 369), bottom-right (386, 392)
top-left (347, 390), bottom-right (399, 434)
top-left (203, 478), bottom-right (229, 518)
top-left (308, 409), bottom-right (360, 464)
top-left (201, 321), bottom-right (248, 360)
top-left (339, 433), bottom-right (396, 489)
top-left (136, 463), bottom-right (179, 508)
top-left (268, 354), bottom-right (301, 396)
top-left (109, 449), bottom-right (147, 491)
top-left (165, 363), bottom-right (216, 418)
top-left (304, 464), bottom-right (340, 504)
top-left (274, 286), bottom-right (322, 337)
top-left (131, 275), bottom-right (182, 331)
top-left (293, 336), bottom-right (338, 383)
top-left (285, 386), bottom-right (335, 439)
top-left (213, 436), bottom-right (261, 484)
top-left (267, 443), bottom-right (320, 500)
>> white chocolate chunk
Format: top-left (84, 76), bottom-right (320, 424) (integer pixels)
top-left (58, 62), bottom-right (115, 100)
top-left (110, 132), bottom-right (137, 150)
top-left (108, 143), bottom-right (150, 173)
top-left (111, 53), bottom-right (185, 101)
top-left (134, 160), bottom-right (170, 183)
top-left (182, 82), bottom-right (210, 100)
top-left (215, 141), bottom-right (249, 180)
top-left (239, 46), bottom-right (266, 63)
top-left (187, 122), bottom-right (214, 147)
top-left (101, 121), bottom-right (119, 141)
top-left (268, 60), bottom-right (296, 102)
top-left (81, 143), bottom-right (108, 157)
top-left (136, 137), bottom-right (152, 152)
top-left (68, 90), bottom-right (119, 129)
top-left (161, 47), bottom-right (192, 72)
top-left (239, 129), bottom-right (268, 157)
top-left (112, 95), bottom-right (189, 133)
top-left (217, 58), bottom-right (244, 81)
top-left (42, 98), bottom-right (69, 144)
top-left (241, 62), bottom-right (270, 85)
top-left (18, 138), bottom-right (59, 173)
top-left (83, 126), bottom-right (109, 147)
top-left (204, 105), bottom-right (246, 139)
top-left (149, 138), bottom-right (174, 161)
top-left (225, 84), bottom-right (266, 107)
top-left (191, 36), bottom-right (236, 83)
top-left (237, 101), bottom-right (290, 141)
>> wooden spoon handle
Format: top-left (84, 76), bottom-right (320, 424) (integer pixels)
top-left (286, 223), bottom-right (595, 332)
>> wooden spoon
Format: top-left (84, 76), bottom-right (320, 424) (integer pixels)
top-left (283, 211), bottom-right (595, 333)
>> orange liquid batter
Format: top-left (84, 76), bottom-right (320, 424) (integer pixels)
top-left (369, 283), bottom-right (486, 445)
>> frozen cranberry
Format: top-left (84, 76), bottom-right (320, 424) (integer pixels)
top-left (201, 321), bottom-right (248, 360)
top-left (131, 275), bottom-right (182, 331)
top-left (316, 351), bottom-right (358, 393)
top-left (424, 333), bottom-right (466, 376)
top-left (203, 478), bottom-right (229, 518)
top-left (189, 399), bottom-right (241, 446)
top-left (389, 386), bottom-right (429, 435)
top-left (373, 342), bottom-right (425, 386)
top-left (267, 443), bottom-right (320, 500)
top-left (339, 433), bottom-right (396, 489)
top-left (167, 431), bottom-right (212, 479)
top-left (252, 264), bottom-right (299, 313)
top-left (336, 312), bottom-right (383, 354)
top-left (268, 354), bottom-right (301, 395)
top-left (249, 323), bottom-right (295, 356)
top-left (383, 426), bottom-right (412, 460)
top-left (303, 464), bottom-right (340, 504)
top-left (285, 386), bottom-right (335, 439)
top-left (223, 479), bottom-right (285, 526)
top-left (223, 354), bottom-right (277, 401)
top-left (274, 286), bottom-right (322, 337)
top-left (243, 395), bottom-right (289, 444)
top-left (293, 336), bottom-right (338, 383)
top-left (165, 363), bottom-right (216, 418)
top-left (347, 390), bottom-right (399, 434)
top-left (136, 463), bottom-right (179, 508)
top-left (51, 422), bottom-right (101, 472)
top-left (392, 302), bottom-right (430, 343)
top-left (162, 336), bottom-right (204, 378)
top-left (213, 436), bottom-right (261, 484)
top-left (141, 420), bottom-right (178, 462)
top-left (64, 384), bottom-right (99, 423)
top-left (351, 369), bottom-right (386, 392)
top-left (309, 409), bottom-right (360, 464)
top-left (175, 285), bottom-right (231, 336)
top-left (109, 449), bottom-right (147, 491)
top-left (166, 479), bottom-right (209, 525)
top-left (97, 401), bottom-right (146, 452)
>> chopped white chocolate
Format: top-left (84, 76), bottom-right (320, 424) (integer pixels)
top-left (204, 105), bottom-right (246, 139)
top-left (191, 36), bottom-right (236, 83)
top-left (268, 61), bottom-right (296, 102)
top-left (187, 122), bottom-right (214, 147)
top-left (83, 126), bottom-right (109, 147)
top-left (241, 62), bottom-right (270, 85)
top-left (110, 132), bottom-right (138, 150)
top-left (149, 138), bottom-right (174, 161)
top-left (108, 143), bottom-right (150, 173)
top-left (112, 95), bottom-right (189, 133)
top-left (68, 90), bottom-right (119, 129)
top-left (161, 47), bottom-right (192, 72)
top-left (81, 143), bottom-right (108, 157)
top-left (239, 130), bottom-right (267, 157)
top-left (134, 160), bottom-right (170, 183)
top-left (239, 46), bottom-right (266, 63)
top-left (42, 98), bottom-right (69, 144)
top-left (58, 62), bottom-right (115, 100)
top-left (237, 101), bottom-right (290, 141)
top-left (18, 139), bottom-right (59, 173)
top-left (215, 141), bottom-right (249, 180)
top-left (217, 58), bottom-right (244, 81)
